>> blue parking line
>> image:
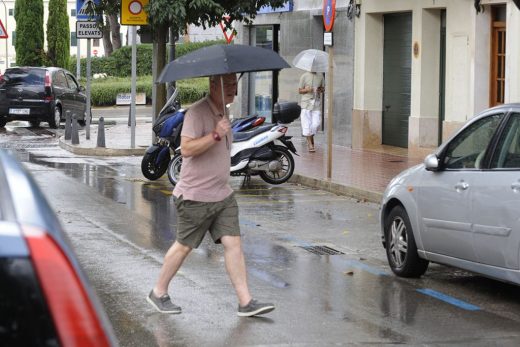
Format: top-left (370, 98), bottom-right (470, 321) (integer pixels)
top-left (417, 288), bottom-right (481, 311)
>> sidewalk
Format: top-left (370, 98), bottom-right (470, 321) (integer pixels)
top-left (58, 119), bottom-right (424, 203)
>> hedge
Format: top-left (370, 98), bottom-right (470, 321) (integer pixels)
top-left (70, 39), bottom-right (226, 77)
top-left (88, 75), bottom-right (208, 107)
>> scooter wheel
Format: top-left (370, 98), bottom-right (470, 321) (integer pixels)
top-left (141, 151), bottom-right (169, 180)
top-left (259, 145), bottom-right (295, 184)
top-left (168, 154), bottom-right (183, 186)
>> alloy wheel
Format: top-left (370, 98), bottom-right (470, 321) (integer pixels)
top-left (389, 216), bottom-right (408, 267)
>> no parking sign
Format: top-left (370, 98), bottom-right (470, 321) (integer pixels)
top-left (322, 0), bottom-right (336, 32)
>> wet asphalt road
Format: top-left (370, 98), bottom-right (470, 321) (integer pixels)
top-left (3, 122), bottom-right (520, 346)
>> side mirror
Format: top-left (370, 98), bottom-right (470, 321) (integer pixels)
top-left (78, 85), bottom-right (86, 92)
top-left (424, 154), bottom-right (440, 171)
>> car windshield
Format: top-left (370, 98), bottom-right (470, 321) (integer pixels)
top-left (3, 68), bottom-right (45, 86)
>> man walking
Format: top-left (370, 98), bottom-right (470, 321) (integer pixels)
top-left (147, 73), bottom-right (275, 317)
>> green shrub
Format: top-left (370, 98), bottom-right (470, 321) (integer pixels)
top-left (88, 75), bottom-right (208, 107)
top-left (70, 39), bottom-right (226, 78)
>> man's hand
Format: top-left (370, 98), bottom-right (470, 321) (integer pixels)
top-left (215, 118), bottom-right (231, 138)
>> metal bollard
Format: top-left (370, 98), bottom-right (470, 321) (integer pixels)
top-left (97, 117), bottom-right (106, 147)
top-left (71, 115), bottom-right (80, 145)
top-left (64, 111), bottom-right (72, 140)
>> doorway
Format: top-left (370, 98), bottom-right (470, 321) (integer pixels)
top-left (382, 12), bottom-right (412, 148)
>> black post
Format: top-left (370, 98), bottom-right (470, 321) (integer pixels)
top-left (97, 117), bottom-right (105, 147)
top-left (71, 115), bottom-right (80, 145)
top-left (64, 111), bottom-right (72, 140)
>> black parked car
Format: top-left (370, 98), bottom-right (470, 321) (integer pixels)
top-left (0, 67), bottom-right (89, 128)
top-left (0, 150), bottom-right (116, 346)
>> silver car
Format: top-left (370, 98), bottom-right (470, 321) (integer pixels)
top-left (380, 103), bottom-right (520, 285)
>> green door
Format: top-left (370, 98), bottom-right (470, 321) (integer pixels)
top-left (382, 12), bottom-right (412, 148)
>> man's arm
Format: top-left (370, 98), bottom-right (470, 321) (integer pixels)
top-left (180, 118), bottom-right (230, 158)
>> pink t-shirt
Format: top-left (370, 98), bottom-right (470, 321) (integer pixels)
top-left (172, 96), bottom-right (233, 202)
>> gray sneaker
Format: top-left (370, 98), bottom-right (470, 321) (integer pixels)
top-left (237, 299), bottom-right (275, 317)
top-left (147, 290), bottom-right (182, 314)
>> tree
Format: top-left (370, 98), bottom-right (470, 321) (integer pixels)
top-left (47, 0), bottom-right (70, 68)
top-left (14, 0), bottom-right (45, 66)
top-left (97, 1), bottom-right (122, 56)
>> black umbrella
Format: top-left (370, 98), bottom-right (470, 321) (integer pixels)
top-left (157, 44), bottom-right (290, 83)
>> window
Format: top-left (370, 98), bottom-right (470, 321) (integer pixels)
top-left (93, 39), bottom-right (99, 47)
top-left (65, 74), bottom-right (79, 90)
top-left (71, 32), bottom-right (77, 47)
top-left (8, 9), bottom-right (14, 16)
top-left (443, 114), bottom-right (503, 169)
top-left (490, 114), bottom-right (520, 169)
top-left (53, 71), bottom-right (68, 88)
top-left (71, 9), bottom-right (76, 17)
top-left (11, 31), bottom-right (15, 46)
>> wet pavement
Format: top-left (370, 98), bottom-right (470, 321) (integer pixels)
top-left (57, 112), bottom-right (424, 203)
top-left (4, 121), bottom-right (520, 346)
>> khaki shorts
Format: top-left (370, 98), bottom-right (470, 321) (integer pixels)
top-left (173, 193), bottom-right (240, 249)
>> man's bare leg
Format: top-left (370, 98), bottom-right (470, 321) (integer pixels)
top-left (153, 241), bottom-right (192, 296)
top-left (220, 235), bottom-right (252, 306)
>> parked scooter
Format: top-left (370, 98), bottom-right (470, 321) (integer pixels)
top-left (141, 89), bottom-right (183, 180)
top-left (167, 101), bottom-right (301, 186)
top-left (141, 89), bottom-right (266, 180)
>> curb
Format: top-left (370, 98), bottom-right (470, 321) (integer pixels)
top-left (289, 174), bottom-right (382, 204)
top-left (58, 136), bottom-right (146, 156)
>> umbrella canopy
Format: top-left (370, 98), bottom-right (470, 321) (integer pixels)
top-left (157, 44), bottom-right (290, 83)
top-left (292, 49), bottom-right (330, 72)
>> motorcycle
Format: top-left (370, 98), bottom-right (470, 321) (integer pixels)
top-left (141, 89), bottom-right (266, 180)
top-left (167, 101), bottom-right (301, 186)
top-left (141, 89), bottom-right (183, 180)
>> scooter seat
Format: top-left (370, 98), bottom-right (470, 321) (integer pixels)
top-left (233, 124), bottom-right (275, 142)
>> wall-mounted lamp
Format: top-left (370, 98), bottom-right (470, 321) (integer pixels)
top-left (347, 0), bottom-right (361, 20)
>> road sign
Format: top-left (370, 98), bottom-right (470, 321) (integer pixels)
top-left (77, 0), bottom-right (101, 21)
top-left (322, 0), bottom-right (336, 32)
top-left (219, 16), bottom-right (235, 44)
top-left (121, 0), bottom-right (149, 25)
top-left (0, 19), bottom-right (7, 39)
top-left (76, 21), bottom-right (103, 39)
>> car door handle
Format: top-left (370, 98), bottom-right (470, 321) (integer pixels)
top-left (455, 180), bottom-right (469, 192)
top-left (511, 181), bottom-right (520, 193)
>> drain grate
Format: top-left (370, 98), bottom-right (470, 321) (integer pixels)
top-left (300, 245), bottom-right (345, 256)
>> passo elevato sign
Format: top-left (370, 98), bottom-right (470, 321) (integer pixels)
top-left (76, 21), bottom-right (103, 38)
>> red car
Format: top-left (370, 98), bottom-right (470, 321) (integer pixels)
top-left (0, 150), bottom-right (116, 346)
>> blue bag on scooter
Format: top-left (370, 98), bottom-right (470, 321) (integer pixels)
top-left (159, 111), bottom-right (185, 138)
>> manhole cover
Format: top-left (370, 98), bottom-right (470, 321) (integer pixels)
top-left (300, 245), bottom-right (344, 255)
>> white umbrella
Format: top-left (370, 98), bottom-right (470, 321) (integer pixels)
top-left (292, 49), bottom-right (330, 72)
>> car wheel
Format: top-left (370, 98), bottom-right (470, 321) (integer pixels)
top-left (0, 118), bottom-right (7, 128)
top-left (385, 205), bottom-right (429, 278)
top-left (78, 108), bottom-right (92, 126)
top-left (49, 105), bottom-right (61, 129)
top-left (29, 120), bottom-right (40, 128)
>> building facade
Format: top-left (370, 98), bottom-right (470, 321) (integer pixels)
top-left (354, 0), bottom-right (520, 156)
top-left (235, 0), bottom-right (355, 147)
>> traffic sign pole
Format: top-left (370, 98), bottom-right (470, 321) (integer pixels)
top-left (86, 38), bottom-right (91, 139)
top-left (130, 26), bottom-right (137, 148)
top-left (323, 0), bottom-right (336, 180)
